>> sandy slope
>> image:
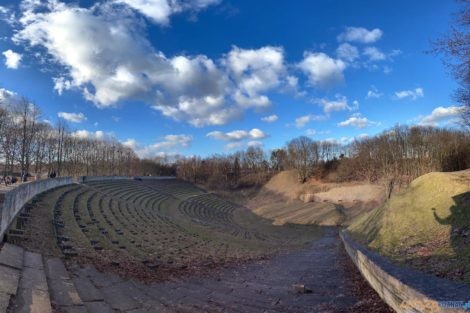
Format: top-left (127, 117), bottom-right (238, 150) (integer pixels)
top-left (238, 170), bottom-right (386, 226)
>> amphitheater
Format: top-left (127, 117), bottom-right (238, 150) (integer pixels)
top-left (0, 177), bottom-right (389, 313)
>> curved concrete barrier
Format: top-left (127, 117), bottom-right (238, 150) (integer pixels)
top-left (0, 177), bottom-right (73, 240)
top-left (77, 176), bottom-right (130, 183)
top-left (137, 176), bottom-right (176, 180)
top-left (340, 231), bottom-right (470, 313)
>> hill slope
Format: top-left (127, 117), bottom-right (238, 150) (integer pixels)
top-left (348, 170), bottom-right (470, 283)
top-left (234, 170), bottom-right (384, 226)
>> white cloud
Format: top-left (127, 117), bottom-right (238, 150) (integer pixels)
top-left (362, 48), bottom-right (401, 64)
top-left (207, 128), bottom-right (268, 150)
top-left (0, 88), bottom-right (20, 106)
top-left (417, 106), bottom-right (463, 126)
top-left (298, 52), bottom-right (346, 88)
top-left (207, 128), bottom-right (268, 141)
top-left (116, 0), bottom-right (220, 25)
top-left (53, 77), bottom-right (73, 95)
top-left (395, 88), bottom-right (424, 100)
top-left (57, 111), bottom-right (87, 123)
top-left (71, 130), bottom-right (114, 140)
top-left (336, 43), bottom-right (359, 63)
top-left (305, 128), bottom-right (316, 136)
top-left (314, 94), bottom-right (358, 113)
top-left (338, 27), bottom-right (383, 43)
top-left (366, 86), bottom-right (383, 99)
top-left (13, 2), bottom-right (238, 127)
top-left (338, 113), bottom-right (378, 129)
top-left (247, 140), bottom-right (263, 148)
top-left (363, 47), bottom-right (386, 61)
top-left (13, 2), bottom-right (294, 127)
top-left (2, 50), bottom-right (22, 69)
top-left (225, 46), bottom-right (286, 109)
top-left (261, 114), bottom-right (278, 123)
top-left (123, 134), bottom-right (192, 158)
top-left (225, 141), bottom-right (245, 150)
top-left (295, 114), bottom-right (325, 128)
top-left (0, 6), bottom-right (16, 25)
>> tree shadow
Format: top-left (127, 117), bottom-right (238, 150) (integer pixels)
top-left (423, 191), bottom-right (470, 282)
top-left (433, 191), bottom-right (470, 241)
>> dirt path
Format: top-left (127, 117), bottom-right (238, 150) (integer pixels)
top-left (70, 227), bottom-right (392, 312)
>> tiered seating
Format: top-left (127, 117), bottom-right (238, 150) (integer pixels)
top-left (52, 186), bottom-right (82, 257)
top-left (140, 179), bottom-right (205, 199)
top-left (8, 178), bottom-right (319, 269)
top-left (37, 181), bottom-right (214, 263)
top-left (178, 194), bottom-right (269, 241)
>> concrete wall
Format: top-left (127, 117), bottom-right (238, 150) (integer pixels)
top-left (0, 177), bottom-right (73, 240)
top-left (340, 231), bottom-right (470, 313)
top-left (78, 176), bottom-right (130, 183)
top-left (136, 176), bottom-right (176, 180)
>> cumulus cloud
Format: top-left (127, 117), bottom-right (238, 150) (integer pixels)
top-left (417, 106), bottom-right (464, 126)
top-left (337, 27), bottom-right (383, 43)
top-left (12, 2), bottom-right (294, 127)
top-left (71, 129), bottom-right (114, 140)
top-left (207, 128), bottom-right (268, 150)
top-left (395, 88), bottom-right (424, 100)
top-left (338, 113), bottom-right (378, 129)
top-left (0, 6), bottom-right (16, 25)
top-left (0, 88), bottom-right (20, 106)
top-left (57, 111), bottom-right (87, 123)
top-left (2, 49), bottom-right (22, 69)
top-left (363, 47), bottom-right (386, 61)
top-left (336, 43), bottom-right (359, 63)
top-left (225, 46), bottom-right (286, 109)
top-left (314, 94), bottom-right (358, 113)
top-left (298, 52), bottom-right (346, 88)
top-left (294, 114), bottom-right (325, 128)
top-left (123, 134), bottom-right (192, 158)
top-left (115, 0), bottom-right (220, 25)
top-left (207, 128), bottom-right (267, 141)
top-left (261, 114), bottom-right (278, 123)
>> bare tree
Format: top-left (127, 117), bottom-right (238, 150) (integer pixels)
top-left (432, 0), bottom-right (469, 129)
top-left (287, 136), bottom-right (319, 183)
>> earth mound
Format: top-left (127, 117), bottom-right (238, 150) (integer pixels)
top-left (348, 170), bottom-right (470, 283)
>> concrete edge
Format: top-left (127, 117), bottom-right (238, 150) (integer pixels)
top-left (340, 230), bottom-right (470, 313)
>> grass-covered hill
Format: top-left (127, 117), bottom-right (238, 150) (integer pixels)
top-left (348, 170), bottom-right (470, 283)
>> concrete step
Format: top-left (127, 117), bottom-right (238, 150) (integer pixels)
top-left (10, 251), bottom-right (52, 313)
top-left (0, 243), bottom-right (24, 270)
top-left (44, 258), bottom-right (86, 312)
top-left (0, 243), bottom-right (24, 312)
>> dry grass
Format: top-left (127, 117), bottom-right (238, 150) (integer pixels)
top-left (348, 170), bottom-right (470, 283)
top-left (253, 201), bottom-right (344, 226)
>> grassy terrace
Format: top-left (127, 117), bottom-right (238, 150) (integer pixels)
top-left (348, 171), bottom-right (470, 283)
top-left (10, 178), bottom-right (321, 281)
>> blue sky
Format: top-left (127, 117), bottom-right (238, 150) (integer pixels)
top-left (0, 0), bottom-right (463, 158)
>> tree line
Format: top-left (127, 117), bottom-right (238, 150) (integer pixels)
top-left (177, 126), bottom-right (470, 195)
top-left (1, 95), bottom-right (468, 190)
top-left (0, 96), bottom-right (161, 181)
